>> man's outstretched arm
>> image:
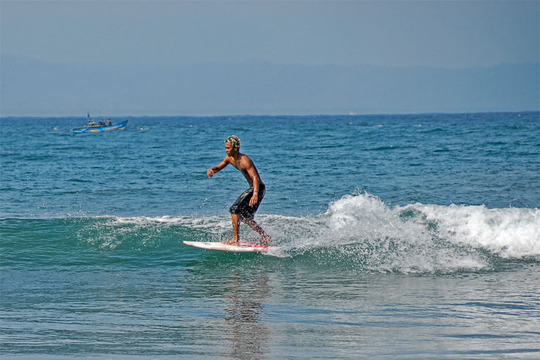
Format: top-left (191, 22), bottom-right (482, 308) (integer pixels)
top-left (207, 158), bottom-right (229, 178)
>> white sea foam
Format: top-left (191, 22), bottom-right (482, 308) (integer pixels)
top-left (321, 193), bottom-right (540, 260)
top-left (401, 203), bottom-right (540, 259)
top-left (260, 193), bottom-right (539, 272)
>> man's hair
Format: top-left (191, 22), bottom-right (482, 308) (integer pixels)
top-left (225, 135), bottom-right (241, 149)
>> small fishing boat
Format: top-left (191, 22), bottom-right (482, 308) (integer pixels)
top-left (73, 119), bottom-right (129, 134)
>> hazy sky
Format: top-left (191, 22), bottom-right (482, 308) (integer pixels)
top-left (1, 0), bottom-right (538, 69)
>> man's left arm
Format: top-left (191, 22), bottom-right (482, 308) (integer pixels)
top-left (245, 159), bottom-right (260, 207)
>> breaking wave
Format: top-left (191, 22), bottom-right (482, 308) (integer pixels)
top-left (2, 193), bottom-right (538, 274)
top-left (263, 193), bottom-right (539, 273)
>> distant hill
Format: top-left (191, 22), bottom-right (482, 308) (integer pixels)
top-left (1, 55), bottom-right (538, 116)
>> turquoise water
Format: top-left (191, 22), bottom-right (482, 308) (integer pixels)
top-left (1, 113), bottom-right (539, 358)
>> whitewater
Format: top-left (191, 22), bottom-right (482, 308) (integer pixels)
top-left (24, 192), bottom-right (536, 272)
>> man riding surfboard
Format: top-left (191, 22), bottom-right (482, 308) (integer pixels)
top-left (207, 135), bottom-right (272, 246)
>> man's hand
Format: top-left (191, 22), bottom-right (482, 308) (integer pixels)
top-left (207, 160), bottom-right (228, 178)
top-left (249, 193), bottom-right (258, 206)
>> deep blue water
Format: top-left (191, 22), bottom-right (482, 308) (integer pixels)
top-left (1, 113), bottom-right (539, 359)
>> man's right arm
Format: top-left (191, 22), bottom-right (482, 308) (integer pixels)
top-left (207, 158), bottom-right (228, 178)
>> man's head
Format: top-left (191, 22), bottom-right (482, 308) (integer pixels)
top-left (225, 135), bottom-right (241, 149)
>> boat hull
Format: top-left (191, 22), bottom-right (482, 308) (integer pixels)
top-left (73, 120), bottom-right (129, 134)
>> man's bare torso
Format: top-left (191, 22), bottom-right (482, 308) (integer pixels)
top-left (227, 153), bottom-right (262, 187)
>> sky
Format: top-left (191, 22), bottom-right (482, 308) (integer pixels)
top-left (1, 0), bottom-right (539, 69)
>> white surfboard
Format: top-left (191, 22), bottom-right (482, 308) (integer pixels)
top-left (183, 240), bottom-right (269, 253)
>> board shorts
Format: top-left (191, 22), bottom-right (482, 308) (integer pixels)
top-left (229, 183), bottom-right (266, 221)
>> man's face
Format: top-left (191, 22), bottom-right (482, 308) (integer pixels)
top-left (225, 143), bottom-right (236, 156)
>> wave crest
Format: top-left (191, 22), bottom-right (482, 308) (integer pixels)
top-left (261, 193), bottom-right (539, 273)
top-left (26, 193), bottom-right (537, 274)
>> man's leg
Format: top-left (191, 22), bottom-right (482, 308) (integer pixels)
top-left (224, 213), bottom-right (241, 245)
top-left (243, 219), bottom-right (272, 245)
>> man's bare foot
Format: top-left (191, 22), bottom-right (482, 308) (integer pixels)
top-left (222, 239), bottom-right (240, 246)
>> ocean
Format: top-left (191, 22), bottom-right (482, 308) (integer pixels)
top-left (1, 112), bottom-right (539, 359)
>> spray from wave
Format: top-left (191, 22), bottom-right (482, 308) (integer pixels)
top-left (278, 192), bottom-right (540, 273)
top-left (76, 193), bottom-right (539, 274)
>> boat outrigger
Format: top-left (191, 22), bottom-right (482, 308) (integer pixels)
top-left (73, 114), bottom-right (129, 134)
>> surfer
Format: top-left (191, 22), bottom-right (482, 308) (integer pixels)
top-left (207, 135), bottom-right (272, 246)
